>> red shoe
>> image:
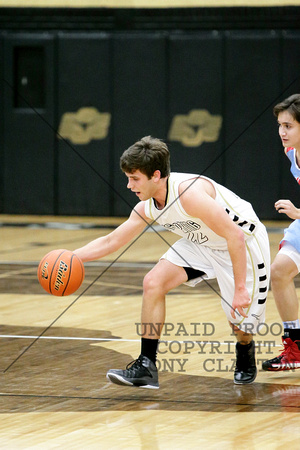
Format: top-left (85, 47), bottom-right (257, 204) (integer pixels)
top-left (262, 337), bottom-right (300, 371)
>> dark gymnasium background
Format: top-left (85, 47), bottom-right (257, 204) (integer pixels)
top-left (1, 2), bottom-right (300, 219)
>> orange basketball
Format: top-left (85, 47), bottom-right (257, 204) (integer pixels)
top-left (37, 249), bottom-right (85, 296)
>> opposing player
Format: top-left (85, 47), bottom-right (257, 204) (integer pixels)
top-left (263, 94), bottom-right (300, 371)
top-left (74, 136), bottom-right (270, 387)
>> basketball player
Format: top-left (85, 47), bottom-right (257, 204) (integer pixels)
top-left (74, 136), bottom-right (270, 387)
top-left (262, 94), bottom-right (300, 371)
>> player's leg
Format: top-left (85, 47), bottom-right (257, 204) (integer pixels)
top-left (216, 223), bottom-right (270, 383)
top-left (141, 259), bottom-right (189, 338)
top-left (262, 245), bottom-right (300, 371)
top-left (219, 269), bottom-right (259, 385)
top-left (106, 259), bottom-right (188, 389)
top-left (271, 252), bottom-right (299, 321)
top-left (236, 228), bottom-right (269, 383)
top-left (229, 323), bottom-right (257, 384)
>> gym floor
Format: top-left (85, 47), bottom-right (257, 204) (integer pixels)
top-left (0, 215), bottom-right (299, 449)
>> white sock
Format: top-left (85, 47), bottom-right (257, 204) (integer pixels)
top-left (283, 320), bottom-right (300, 329)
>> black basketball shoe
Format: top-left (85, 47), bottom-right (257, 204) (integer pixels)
top-left (107, 355), bottom-right (159, 389)
top-left (234, 341), bottom-right (257, 384)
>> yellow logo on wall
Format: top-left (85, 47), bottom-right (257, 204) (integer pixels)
top-left (168, 109), bottom-right (222, 147)
top-left (58, 107), bottom-right (111, 144)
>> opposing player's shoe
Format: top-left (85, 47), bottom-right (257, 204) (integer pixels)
top-left (106, 355), bottom-right (159, 389)
top-left (262, 337), bottom-right (300, 371)
top-left (234, 341), bottom-right (257, 384)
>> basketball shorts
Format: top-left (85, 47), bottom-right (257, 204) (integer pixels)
top-left (161, 222), bottom-right (270, 334)
top-left (279, 219), bottom-right (300, 254)
top-left (279, 241), bottom-right (300, 272)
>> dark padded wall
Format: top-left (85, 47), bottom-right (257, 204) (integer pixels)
top-left (168, 32), bottom-right (224, 183)
top-left (57, 33), bottom-right (112, 216)
top-left (112, 33), bottom-right (167, 216)
top-left (3, 33), bottom-right (55, 214)
top-left (223, 31), bottom-right (282, 218)
top-left (0, 34), bottom-right (4, 212)
top-left (1, 27), bottom-right (300, 218)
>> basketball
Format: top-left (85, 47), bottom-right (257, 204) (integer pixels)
top-left (37, 249), bottom-right (85, 296)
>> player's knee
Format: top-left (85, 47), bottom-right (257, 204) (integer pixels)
top-left (271, 260), bottom-right (291, 285)
top-left (143, 272), bottom-right (166, 297)
top-left (271, 261), bottom-right (280, 281)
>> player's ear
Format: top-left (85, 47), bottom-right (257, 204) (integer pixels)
top-left (152, 170), bottom-right (161, 181)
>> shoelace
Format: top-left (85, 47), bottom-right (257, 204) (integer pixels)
top-left (125, 357), bottom-right (145, 373)
top-left (126, 358), bottom-right (140, 369)
top-left (125, 357), bottom-right (153, 378)
top-left (278, 341), bottom-right (297, 360)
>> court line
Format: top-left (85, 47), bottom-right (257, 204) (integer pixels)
top-left (0, 335), bottom-right (139, 342)
top-left (0, 260), bottom-right (155, 268)
top-left (0, 334), bottom-right (282, 347)
top-left (0, 391), bottom-right (298, 410)
top-left (0, 221), bottom-right (166, 231)
top-left (0, 267), bottom-right (41, 279)
top-left (0, 220), bottom-right (285, 233)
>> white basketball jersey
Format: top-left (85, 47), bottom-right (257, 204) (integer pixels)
top-left (144, 172), bottom-right (259, 251)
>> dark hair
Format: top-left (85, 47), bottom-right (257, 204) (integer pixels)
top-left (273, 93), bottom-right (300, 123)
top-left (120, 136), bottom-right (170, 179)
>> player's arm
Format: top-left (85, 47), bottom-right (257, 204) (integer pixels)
top-left (179, 179), bottom-right (249, 319)
top-left (74, 202), bottom-right (148, 262)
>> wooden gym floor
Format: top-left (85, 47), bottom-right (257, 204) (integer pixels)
top-left (0, 214), bottom-right (300, 449)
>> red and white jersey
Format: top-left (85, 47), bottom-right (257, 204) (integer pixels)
top-left (144, 172), bottom-right (259, 251)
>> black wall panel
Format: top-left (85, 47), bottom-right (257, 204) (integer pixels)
top-left (168, 32), bottom-right (224, 183)
top-left (112, 33), bottom-right (167, 216)
top-left (3, 33), bottom-right (55, 214)
top-left (57, 33), bottom-right (112, 216)
top-left (1, 28), bottom-right (300, 219)
top-left (223, 31), bottom-right (282, 219)
top-left (0, 34), bottom-right (4, 212)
